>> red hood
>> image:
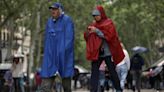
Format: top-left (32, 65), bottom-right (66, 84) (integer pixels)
top-left (96, 5), bottom-right (107, 22)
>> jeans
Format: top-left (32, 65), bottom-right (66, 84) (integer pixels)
top-left (98, 71), bottom-right (105, 92)
top-left (90, 56), bottom-right (122, 92)
top-left (99, 71), bottom-right (105, 86)
top-left (116, 63), bottom-right (128, 89)
top-left (20, 78), bottom-right (25, 92)
top-left (13, 77), bottom-right (25, 92)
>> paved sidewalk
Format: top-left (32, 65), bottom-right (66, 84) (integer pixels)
top-left (73, 89), bottom-right (164, 92)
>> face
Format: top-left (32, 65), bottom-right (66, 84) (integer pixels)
top-left (50, 8), bottom-right (60, 19)
top-left (13, 58), bottom-right (19, 64)
top-left (93, 15), bottom-right (101, 22)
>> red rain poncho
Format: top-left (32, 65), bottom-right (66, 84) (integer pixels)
top-left (84, 5), bottom-right (125, 65)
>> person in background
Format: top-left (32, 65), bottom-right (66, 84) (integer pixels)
top-left (104, 66), bottom-right (114, 91)
top-left (4, 70), bottom-right (13, 92)
top-left (34, 70), bottom-right (42, 90)
top-left (98, 61), bottom-right (106, 92)
top-left (38, 2), bottom-right (74, 92)
top-left (54, 73), bottom-right (63, 92)
top-left (84, 5), bottom-right (125, 92)
top-left (116, 43), bottom-right (130, 90)
top-left (12, 57), bottom-right (25, 92)
top-left (73, 67), bottom-right (79, 90)
top-left (130, 53), bottom-right (144, 92)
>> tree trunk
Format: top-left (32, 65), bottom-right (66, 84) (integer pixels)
top-left (36, 11), bottom-right (41, 68)
top-left (0, 30), bottom-right (2, 63)
top-left (28, 11), bottom-right (40, 87)
top-left (6, 19), bottom-right (14, 62)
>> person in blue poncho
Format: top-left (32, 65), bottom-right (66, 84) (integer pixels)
top-left (37, 2), bottom-right (74, 92)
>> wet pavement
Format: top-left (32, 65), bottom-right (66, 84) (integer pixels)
top-left (73, 89), bottom-right (164, 92)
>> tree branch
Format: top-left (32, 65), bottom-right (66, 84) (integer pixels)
top-left (0, 0), bottom-right (27, 29)
top-left (3, 0), bottom-right (11, 12)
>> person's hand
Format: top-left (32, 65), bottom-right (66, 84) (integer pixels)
top-left (88, 26), bottom-right (96, 33)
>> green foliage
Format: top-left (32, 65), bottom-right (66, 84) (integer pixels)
top-left (105, 0), bottom-right (164, 67)
top-left (0, 0), bottom-right (163, 69)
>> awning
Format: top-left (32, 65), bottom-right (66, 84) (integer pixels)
top-left (151, 56), bottom-right (164, 67)
top-left (0, 63), bottom-right (12, 70)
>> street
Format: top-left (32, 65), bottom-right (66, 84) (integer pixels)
top-left (73, 89), bottom-right (164, 92)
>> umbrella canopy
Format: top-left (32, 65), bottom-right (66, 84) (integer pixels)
top-left (75, 65), bottom-right (89, 73)
top-left (151, 56), bottom-right (164, 67)
top-left (132, 46), bottom-right (148, 53)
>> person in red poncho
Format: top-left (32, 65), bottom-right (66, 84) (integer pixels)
top-left (84, 5), bottom-right (125, 92)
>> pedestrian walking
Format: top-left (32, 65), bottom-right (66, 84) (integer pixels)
top-left (73, 67), bottom-right (79, 90)
top-left (37, 2), bottom-right (74, 92)
top-left (12, 57), bottom-right (25, 92)
top-left (34, 70), bottom-right (42, 90)
top-left (98, 61), bottom-right (106, 92)
top-left (84, 5), bottom-right (125, 92)
top-left (130, 53), bottom-right (144, 92)
top-left (4, 70), bottom-right (13, 92)
top-left (116, 43), bottom-right (130, 90)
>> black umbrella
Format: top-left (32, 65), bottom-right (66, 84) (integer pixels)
top-left (132, 46), bottom-right (148, 53)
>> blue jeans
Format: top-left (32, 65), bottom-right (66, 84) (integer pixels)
top-left (13, 77), bottom-right (25, 92)
top-left (98, 71), bottom-right (105, 92)
top-left (20, 78), bottom-right (25, 92)
top-left (99, 71), bottom-right (105, 86)
top-left (116, 63), bottom-right (128, 89)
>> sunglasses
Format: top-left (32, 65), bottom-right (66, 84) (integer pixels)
top-left (49, 7), bottom-right (58, 11)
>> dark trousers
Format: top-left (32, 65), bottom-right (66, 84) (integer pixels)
top-left (90, 56), bottom-right (122, 92)
top-left (131, 70), bottom-right (141, 92)
top-left (37, 76), bottom-right (71, 92)
top-left (13, 78), bottom-right (21, 92)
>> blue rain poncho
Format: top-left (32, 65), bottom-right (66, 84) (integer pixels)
top-left (40, 14), bottom-right (74, 78)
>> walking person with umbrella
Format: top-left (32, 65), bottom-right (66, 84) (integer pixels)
top-left (130, 52), bottom-right (145, 92)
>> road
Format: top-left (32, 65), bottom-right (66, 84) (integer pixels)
top-left (73, 89), bottom-right (164, 92)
